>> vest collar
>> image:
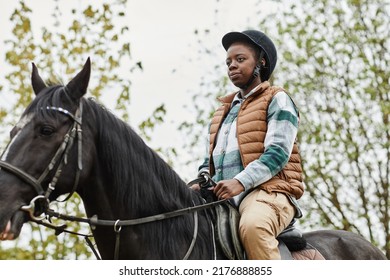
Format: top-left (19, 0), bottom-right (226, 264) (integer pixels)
top-left (218, 81), bottom-right (271, 105)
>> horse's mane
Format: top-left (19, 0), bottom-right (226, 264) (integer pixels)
top-left (85, 97), bottom-right (196, 215)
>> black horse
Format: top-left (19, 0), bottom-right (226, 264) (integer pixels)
top-left (0, 59), bottom-right (386, 260)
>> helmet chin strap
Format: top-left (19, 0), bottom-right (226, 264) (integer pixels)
top-left (238, 64), bottom-right (261, 91)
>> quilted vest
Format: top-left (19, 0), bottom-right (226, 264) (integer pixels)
top-left (209, 81), bottom-right (304, 199)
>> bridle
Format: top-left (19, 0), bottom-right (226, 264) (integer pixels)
top-left (0, 101), bottom-right (226, 260)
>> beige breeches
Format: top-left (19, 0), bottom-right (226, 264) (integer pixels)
top-left (239, 188), bottom-right (295, 260)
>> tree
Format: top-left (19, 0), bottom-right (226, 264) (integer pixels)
top-left (181, 0), bottom-right (389, 257)
top-left (0, 0), bottom-right (141, 259)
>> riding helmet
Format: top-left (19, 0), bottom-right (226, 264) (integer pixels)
top-left (222, 30), bottom-right (277, 81)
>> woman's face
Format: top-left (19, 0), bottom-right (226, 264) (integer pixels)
top-left (225, 42), bottom-right (259, 89)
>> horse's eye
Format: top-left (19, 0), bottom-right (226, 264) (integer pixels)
top-left (40, 125), bottom-right (55, 136)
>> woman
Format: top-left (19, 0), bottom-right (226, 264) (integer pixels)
top-left (194, 30), bottom-right (304, 259)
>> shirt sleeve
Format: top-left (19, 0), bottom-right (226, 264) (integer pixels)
top-left (234, 91), bottom-right (299, 190)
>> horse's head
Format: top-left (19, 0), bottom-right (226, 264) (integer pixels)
top-left (0, 59), bottom-right (91, 240)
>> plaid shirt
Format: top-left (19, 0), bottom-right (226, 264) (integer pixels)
top-left (199, 89), bottom-right (299, 206)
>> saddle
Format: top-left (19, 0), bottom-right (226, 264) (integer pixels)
top-left (213, 201), bottom-right (325, 260)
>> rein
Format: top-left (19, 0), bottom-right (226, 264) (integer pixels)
top-left (21, 175), bottom-right (224, 260)
top-left (0, 102), bottom-right (224, 259)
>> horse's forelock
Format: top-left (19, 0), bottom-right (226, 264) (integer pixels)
top-left (26, 85), bottom-right (76, 121)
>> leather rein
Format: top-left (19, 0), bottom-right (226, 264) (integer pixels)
top-left (0, 103), bottom-right (224, 260)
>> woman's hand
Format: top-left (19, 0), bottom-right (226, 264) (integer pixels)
top-left (212, 179), bottom-right (244, 200)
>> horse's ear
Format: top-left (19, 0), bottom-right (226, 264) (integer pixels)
top-left (31, 63), bottom-right (47, 95)
top-left (66, 57), bottom-right (91, 101)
